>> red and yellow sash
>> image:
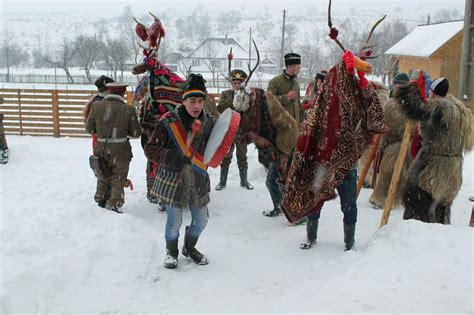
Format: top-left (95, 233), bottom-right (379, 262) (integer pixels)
top-left (165, 120), bottom-right (207, 176)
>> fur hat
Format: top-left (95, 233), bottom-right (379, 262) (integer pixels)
top-left (284, 53), bottom-right (301, 66)
top-left (94, 75), bottom-right (114, 91)
top-left (181, 73), bottom-right (208, 99)
top-left (315, 72), bottom-right (326, 82)
top-left (430, 77), bottom-right (449, 97)
top-left (106, 82), bottom-right (128, 95)
top-left (230, 69), bottom-right (248, 82)
top-left (393, 72), bottom-right (409, 85)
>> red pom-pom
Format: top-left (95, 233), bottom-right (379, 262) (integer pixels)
top-left (357, 70), bottom-right (369, 89)
top-left (342, 50), bottom-right (356, 73)
top-left (192, 120), bottom-right (202, 134)
top-left (329, 27), bottom-right (339, 40)
top-left (363, 50), bottom-right (373, 57)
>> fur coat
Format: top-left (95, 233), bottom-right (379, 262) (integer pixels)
top-left (395, 84), bottom-right (474, 204)
top-left (369, 96), bottom-right (412, 208)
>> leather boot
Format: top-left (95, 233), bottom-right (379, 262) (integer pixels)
top-left (164, 240), bottom-right (179, 269)
top-left (239, 168), bottom-right (254, 190)
top-left (262, 202), bottom-right (281, 217)
top-left (300, 219), bottom-right (318, 249)
top-left (182, 226), bottom-right (209, 265)
top-left (215, 165), bottom-right (229, 191)
top-left (344, 223), bottom-right (356, 251)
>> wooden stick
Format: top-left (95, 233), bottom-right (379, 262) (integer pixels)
top-left (469, 204), bottom-right (474, 227)
top-left (380, 121), bottom-right (415, 227)
top-left (357, 134), bottom-right (381, 198)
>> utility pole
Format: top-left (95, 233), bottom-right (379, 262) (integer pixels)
top-left (249, 27), bottom-right (252, 66)
top-left (280, 9), bottom-right (286, 69)
top-left (5, 39), bottom-right (10, 83)
top-left (458, 0), bottom-right (473, 109)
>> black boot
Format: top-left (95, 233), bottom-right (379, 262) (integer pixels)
top-left (215, 165), bottom-right (229, 191)
top-left (182, 226), bottom-right (209, 265)
top-left (239, 168), bottom-right (254, 190)
top-left (164, 240), bottom-right (179, 269)
top-left (300, 219), bottom-right (318, 249)
top-left (344, 223), bottom-right (356, 251)
top-left (262, 203), bottom-right (281, 217)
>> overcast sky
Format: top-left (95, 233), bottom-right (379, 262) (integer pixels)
top-left (1, 0), bottom-right (465, 15)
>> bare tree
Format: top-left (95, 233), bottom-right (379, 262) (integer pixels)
top-left (117, 6), bottom-right (141, 64)
top-left (41, 38), bottom-right (76, 83)
top-left (217, 11), bottom-right (242, 36)
top-left (201, 42), bottom-right (221, 87)
top-left (299, 38), bottom-right (323, 80)
top-left (432, 9), bottom-right (462, 23)
top-left (360, 19), bottom-right (410, 78)
top-left (102, 38), bottom-right (131, 81)
top-left (1, 29), bottom-right (29, 82)
top-left (176, 44), bottom-right (193, 77)
top-left (74, 35), bottom-right (101, 83)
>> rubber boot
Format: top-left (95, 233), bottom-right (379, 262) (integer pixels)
top-left (182, 226), bottom-right (209, 265)
top-left (344, 223), bottom-right (356, 251)
top-left (300, 218), bottom-right (319, 249)
top-left (239, 168), bottom-right (254, 190)
top-left (215, 165), bottom-right (229, 191)
top-left (164, 240), bottom-right (179, 269)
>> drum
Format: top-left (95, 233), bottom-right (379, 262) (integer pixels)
top-left (204, 108), bottom-right (241, 168)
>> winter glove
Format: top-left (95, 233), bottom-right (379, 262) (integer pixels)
top-left (166, 149), bottom-right (191, 168)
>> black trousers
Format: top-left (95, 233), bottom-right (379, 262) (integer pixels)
top-left (403, 185), bottom-right (451, 224)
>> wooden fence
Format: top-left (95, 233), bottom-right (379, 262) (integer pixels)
top-left (0, 88), bottom-right (220, 138)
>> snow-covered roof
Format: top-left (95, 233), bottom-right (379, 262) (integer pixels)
top-left (385, 20), bottom-right (464, 57)
top-left (186, 37), bottom-right (252, 60)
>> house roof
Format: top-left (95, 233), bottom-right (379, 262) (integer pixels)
top-left (186, 37), bottom-right (252, 60)
top-left (385, 20), bottom-right (464, 58)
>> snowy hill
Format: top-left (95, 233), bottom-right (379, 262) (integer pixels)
top-left (0, 135), bottom-right (472, 312)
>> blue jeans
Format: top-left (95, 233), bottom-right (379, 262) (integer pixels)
top-left (308, 169), bottom-right (358, 225)
top-left (165, 204), bottom-right (209, 241)
top-left (266, 162), bottom-right (283, 207)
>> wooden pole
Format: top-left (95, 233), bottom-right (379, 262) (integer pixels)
top-left (469, 204), bottom-right (474, 227)
top-left (380, 121), bottom-right (415, 227)
top-left (51, 90), bottom-right (60, 137)
top-left (357, 134), bottom-right (381, 198)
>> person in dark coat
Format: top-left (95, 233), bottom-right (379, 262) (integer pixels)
top-left (85, 83), bottom-right (142, 212)
top-left (144, 74), bottom-right (217, 269)
top-left (0, 97), bottom-right (8, 164)
top-left (214, 69), bottom-right (254, 191)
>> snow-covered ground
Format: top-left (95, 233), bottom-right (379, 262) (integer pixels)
top-left (0, 135), bottom-right (472, 313)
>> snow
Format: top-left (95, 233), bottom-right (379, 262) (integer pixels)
top-left (385, 20), bottom-right (464, 57)
top-left (0, 135), bottom-right (473, 312)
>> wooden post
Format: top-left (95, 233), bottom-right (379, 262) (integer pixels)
top-left (357, 134), bottom-right (381, 198)
top-left (51, 90), bottom-right (60, 137)
top-left (380, 121), bottom-right (415, 227)
top-left (469, 204), bottom-right (474, 227)
top-left (17, 90), bottom-right (23, 136)
top-left (126, 91), bottom-right (132, 105)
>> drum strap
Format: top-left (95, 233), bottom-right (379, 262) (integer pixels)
top-left (165, 120), bottom-right (208, 176)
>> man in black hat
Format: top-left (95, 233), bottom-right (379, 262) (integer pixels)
top-left (145, 73), bottom-right (217, 269)
top-left (83, 75), bottom-right (115, 126)
top-left (86, 82), bottom-right (142, 213)
top-left (263, 52), bottom-right (302, 217)
top-left (214, 69), bottom-right (254, 191)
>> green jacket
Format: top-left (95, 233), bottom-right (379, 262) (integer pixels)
top-left (267, 71), bottom-right (302, 126)
top-left (86, 94), bottom-right (142, 161)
